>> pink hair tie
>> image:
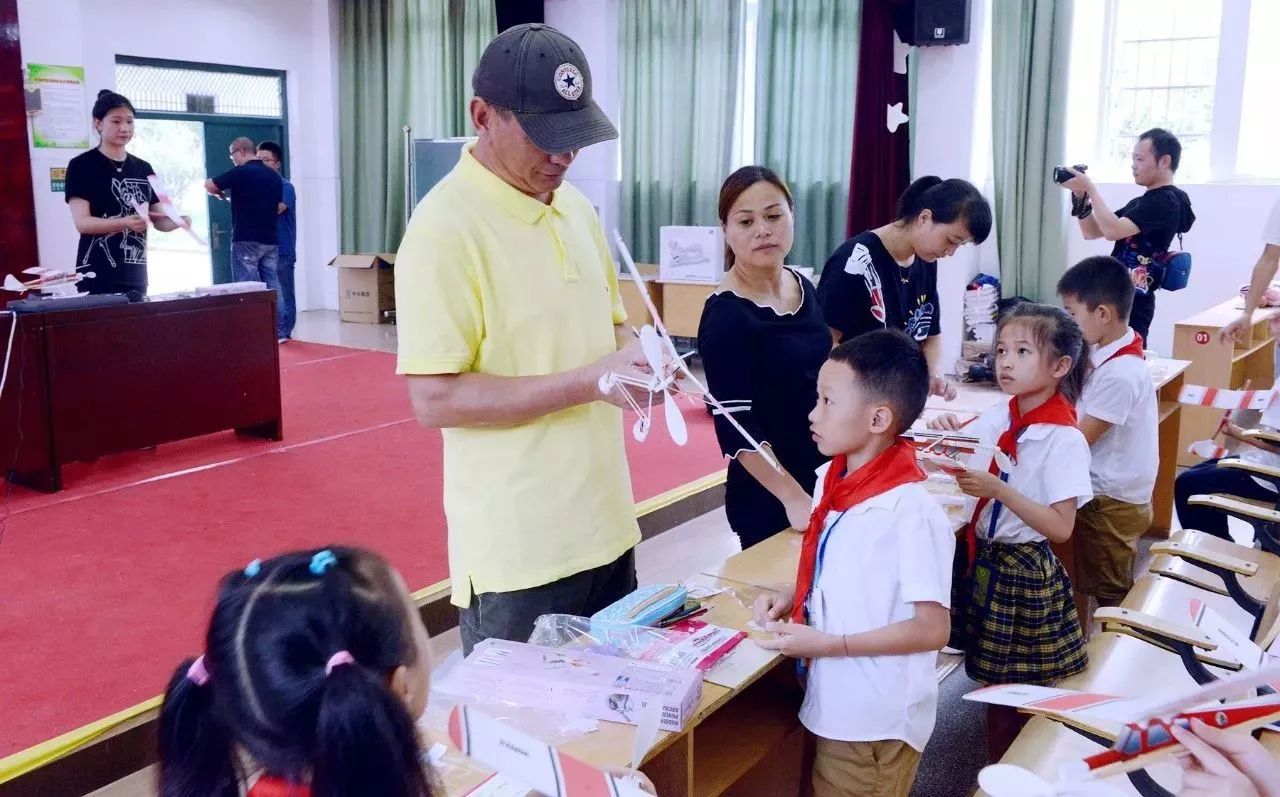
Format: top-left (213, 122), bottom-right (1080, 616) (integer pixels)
top-left (187, 655), bottom-right (211, 686)
top-left (325, 650), bottom-right (355, 675)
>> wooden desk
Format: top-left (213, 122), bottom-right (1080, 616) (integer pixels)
top-left (1173, 297), bottom-right (1280, 466)
top-left (428, 573), bottom-right (805, 797)
top-left (0, 291), bottom-right (283, 492)
top-left (660, 282), bottom-right (717, 339)
top-left (619, 263), bottom-right (663, 328)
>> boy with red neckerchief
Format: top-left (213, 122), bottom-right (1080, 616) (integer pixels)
top-left (753, 330), bottom-right (953, 797)
top-left (1059, 256), bottom-right (1158, 626)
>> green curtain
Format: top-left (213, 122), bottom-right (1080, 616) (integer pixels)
top-left (620, 0), bottom-right (742, 264)
top-left (338, 0), bottom-right (495, 253)
top-left (990, 0), bottom-right (1073, 300)
top-left (755, 0), bottom-right (860, 271)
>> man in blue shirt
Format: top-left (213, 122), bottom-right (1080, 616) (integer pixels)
top-left (205, 137), bottom-right (283, 332)
top-left (257, 141), bottom-right (297, 342)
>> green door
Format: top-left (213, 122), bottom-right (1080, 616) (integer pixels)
top-left (203, 121), bottom-right (285, 284)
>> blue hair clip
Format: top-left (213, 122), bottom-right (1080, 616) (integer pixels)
top-left (244, 559), bottom-right (262, 578)
top-left (309, 549), bottom-right (338, 576)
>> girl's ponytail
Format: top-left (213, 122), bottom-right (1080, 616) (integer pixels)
top-left (312, 661), bottom-right (430, 797)
top-left (158, 658), bottom-right (238, 797)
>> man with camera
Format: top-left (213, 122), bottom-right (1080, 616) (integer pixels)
top-left (1057, 128), bottom-right (1196, 344)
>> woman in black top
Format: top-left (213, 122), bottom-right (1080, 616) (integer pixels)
top-left (817, 177), bottom-right (991, 399)
top-left (697, 166), bottom-right (832, 549)
top-left (64, 90), bottom-right (185, 296)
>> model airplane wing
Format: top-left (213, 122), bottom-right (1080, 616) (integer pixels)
top-left (147, 174), bottom-right (208, 246)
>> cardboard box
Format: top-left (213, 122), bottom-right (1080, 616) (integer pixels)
top-left (659, 226), bottom-right (726, 283)
top-left (659, 281), bottom-right (716, 338)
top-left (618, 262), bottom-right (662, 328)
top-left (441, 639), bottom-right (703, 732)
top-left (329, 253), bottom-right (395, 324)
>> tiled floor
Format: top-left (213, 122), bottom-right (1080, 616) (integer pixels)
top-left (292, 309), bottom-right (398, 353)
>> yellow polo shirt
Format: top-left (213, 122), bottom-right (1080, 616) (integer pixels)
top-left (395, 142), bottom-right (639, 608)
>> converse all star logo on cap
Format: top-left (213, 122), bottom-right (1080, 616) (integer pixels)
top-left (471, 23), bottom-right (618, 153)
top-left (554, 63), bottom-right (584, 101)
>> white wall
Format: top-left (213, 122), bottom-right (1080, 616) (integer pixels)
top-left (544, 0), bottom-right (622, 254)
top-left (911, 0), bottom-right (996, 373)
top-left (17, 0), bottom-right (341, 311)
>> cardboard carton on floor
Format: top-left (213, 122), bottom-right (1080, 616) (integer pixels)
top-left (440, 638), bottom-right (703, 732)
top-left (329, 253), bottom-right (395, 324)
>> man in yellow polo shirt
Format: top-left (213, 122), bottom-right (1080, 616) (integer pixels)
top-left (396, 23), bottom-right (651, 655)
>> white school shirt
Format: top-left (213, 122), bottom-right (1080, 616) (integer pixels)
top-left (799, 468), bottom-right (955, 751)
top-left (967, 403), bottom-right (1094, 544)
top-left (1078, 329), bottom-right (1158, 504)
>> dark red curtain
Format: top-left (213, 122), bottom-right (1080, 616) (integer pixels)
top-left (845, 0), bottom-right (912, 238)
top-left (0, 0), bottom-right (38, 277)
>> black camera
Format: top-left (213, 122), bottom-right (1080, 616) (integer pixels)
top-left (1053, 164), bottom-right (1087, 183)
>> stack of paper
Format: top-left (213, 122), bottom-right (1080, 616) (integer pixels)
top-left (956, 276), bottom-right (1000, 382)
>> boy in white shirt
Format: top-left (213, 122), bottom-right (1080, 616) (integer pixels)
top-left (1058, 256), bottom-right (1158, 621)
top-left (753, 330), bottom-right (954, 797)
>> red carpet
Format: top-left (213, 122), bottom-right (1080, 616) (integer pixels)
top-left (0, 341), bottom-right (726, 755)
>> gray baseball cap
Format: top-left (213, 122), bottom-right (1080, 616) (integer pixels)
top-left (472, 23), bottom-right (618, 154)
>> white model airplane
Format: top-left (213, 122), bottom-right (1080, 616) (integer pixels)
top-left (969, 662), bottom-right (1280, 796)
top-left (610, 231), bottom-right (780, 470)
top-left (598, 323), bottom-right (697, 445)
top-left (3, 265), bottom-right (93, 297)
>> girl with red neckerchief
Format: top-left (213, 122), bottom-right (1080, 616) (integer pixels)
top-left (930, 303), bottom-right (1093, 761)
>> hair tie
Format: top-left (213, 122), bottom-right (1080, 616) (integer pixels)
top-left (244, 558), bottom-right (262, 578)
top-left (187, 655), bottom-right (211, 686)
top-left (325, 650), bottom-right (355, 675)
top-left (309, 549), bottom-right (337, 576)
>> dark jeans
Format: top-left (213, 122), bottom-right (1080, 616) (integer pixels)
top-left (1130, 289), bottom-right (1155, 346)
top-left (277, 253), bottom-right (296, 339)
top-left (1174, 458), bottom-right (1277, 540)
top-left (232, 241), bottom-right (281, 329)
top-left (458, 548), bottom-right (638, 656)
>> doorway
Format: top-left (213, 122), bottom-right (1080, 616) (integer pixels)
top-left (116, 57), bottom-right (287, 291)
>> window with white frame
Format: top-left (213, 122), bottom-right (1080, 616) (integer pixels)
top-left (1068, 0), bottom-right (1279, 183)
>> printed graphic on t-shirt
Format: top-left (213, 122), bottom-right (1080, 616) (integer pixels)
top-left (904, 301), bottom-right (935, 341)
top-left (81, 177), bottom-right (150, 270)
top-left (843, 243), bottom-right (886, 325)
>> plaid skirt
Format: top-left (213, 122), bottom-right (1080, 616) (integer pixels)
top-left (960, 538), bottom-right (1087, 685)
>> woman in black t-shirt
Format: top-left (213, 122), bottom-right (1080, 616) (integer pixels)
top-left (817, 177), bottom-right (991, 398)
top-left (697, 166), bottom-right (832, 549)
top-left (64, 90), bottom-right (185, 296)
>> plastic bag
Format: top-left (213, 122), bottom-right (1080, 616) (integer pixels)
top-left (529, 613), bottom-right (746, 672)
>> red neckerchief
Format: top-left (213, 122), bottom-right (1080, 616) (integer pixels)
top-left (791, 439), bottom-right (925, 623)
top-left (1101, 330), bottom-right (1145, 366)
top-left (961, 392), bottom-right (1078, 571)
top-left (248, 776), bottom-right (311, 797)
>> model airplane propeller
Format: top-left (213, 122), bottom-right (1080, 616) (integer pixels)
top-left (609, 231), bottom-right (780, 470)
top-left (597, 323), bottom-right (695, 445)
top-left (971, 663), bottom-right (1280, 797)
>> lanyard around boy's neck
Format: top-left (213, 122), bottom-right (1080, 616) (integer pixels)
top-left (796, 507), bottom-right (852, 679)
